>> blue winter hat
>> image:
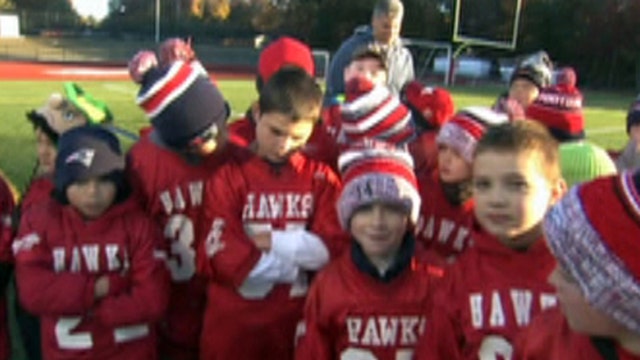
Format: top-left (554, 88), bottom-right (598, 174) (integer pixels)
top-left (54, 126), bottom-right (125, 195)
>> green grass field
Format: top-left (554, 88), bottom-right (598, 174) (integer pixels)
top-left (0, 79), bottom-right (635, 193)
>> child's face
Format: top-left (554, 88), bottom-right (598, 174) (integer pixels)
top-left (630, 124), bottom-right (640, 145)
top-left (548, 265), bottom-right (625, 336)
top-left (344, 58), bottom-right (387, 86)
top-left (473, 150), bottom-right (562, 248)
top-left (35, 128), bottom-right (57, 175)
top-left (437, 144), bottom-right (472, 184)
top-left (351, 202), bottom-right (408, 259)
top-left (509, 78), bottom-right (540, 109)
top-left (66, 177), bottom-right (117, 219)
top-left (186, 123), bottom-right (226, 157)
top-left (254, 111), bottom-right (315, 163)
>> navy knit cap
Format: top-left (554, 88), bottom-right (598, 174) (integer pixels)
top-left (54, 126), bottom-right (125, 195)
top-left (136, 61), bottom-right (228, 149)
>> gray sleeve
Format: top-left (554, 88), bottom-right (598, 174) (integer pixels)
top-left (388, 47), bottom-right (415, 94)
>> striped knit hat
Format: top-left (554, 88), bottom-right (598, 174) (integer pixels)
top-left (341, 77), bottom-right (414, 146)
top-left (436, 106), bottom-right (509, 163)
top-left (135, 60), bottom-right (228, 149)
top-left (525, 84), bottom-right (585, 142)
top-left (544, 171), bottom-right (640, 334)
top-left (338, 140), bottom-right (420, 229)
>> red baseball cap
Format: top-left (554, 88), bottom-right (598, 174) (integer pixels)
top-left (258, 37), bottom-right (315, 82)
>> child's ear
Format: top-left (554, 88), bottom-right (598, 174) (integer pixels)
top-left (251, 102), bottom-right (261, 123)
top-left (549, 177), bottom-right (568, 206)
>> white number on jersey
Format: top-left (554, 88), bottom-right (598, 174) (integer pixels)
top-left (478, 335), bottom-right (513, 360)
top-left (164, 214), bottom-right (196, 281)
top-left (340, 347), bottom-right (413, 360)
top-left (56, 317), bottom-right (149, 350)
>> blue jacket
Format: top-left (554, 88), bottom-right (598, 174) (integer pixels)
top-left (325, 25), bottom-right (415, 101)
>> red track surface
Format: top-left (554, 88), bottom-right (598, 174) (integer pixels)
top-left (0, 61), bottom-right (252, 81)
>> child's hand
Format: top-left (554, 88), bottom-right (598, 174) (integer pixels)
top-left (251, 232), bottom-right (272, 251)
top-left (94, 274), bottom-right (130, 300)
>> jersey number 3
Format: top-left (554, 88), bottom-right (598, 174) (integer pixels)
top-left (164, 214), bottom-right (196, 281)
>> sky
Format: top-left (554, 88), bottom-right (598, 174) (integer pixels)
top-left (71, 0), bottom-right (110, 21)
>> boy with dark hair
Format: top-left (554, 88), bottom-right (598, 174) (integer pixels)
top-left (415, 120), bottom-right (567, 359)
top-left (514, 170), bottom-right (640, 359)
top-left (126, 49), bottom-right (234, 360)
top-left (228, 36), bottom-right (316, 148)
top-left (295, 142), bottom-right (443, 360)
top-left (14, 126), bottom-right (169, 360)
top-left (197, 67), bottom-right (348, 360)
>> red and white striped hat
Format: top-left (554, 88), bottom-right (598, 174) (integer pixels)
top-left (340, 77), bottom-right (414, 146)
top-left (544, 171), bottom-right (640, 334)
top-left (135, 60), bottom-right (228, 148)
top-left (436, 106), bottom-right (509, 163)
top-left (338, 140), bottom-right (420, 229)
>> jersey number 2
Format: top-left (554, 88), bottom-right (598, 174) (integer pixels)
top-left (55, 317), bottom-right (149, 349)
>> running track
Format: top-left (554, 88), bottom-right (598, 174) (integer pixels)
top-left (0, 61), bottom-right (252, 81)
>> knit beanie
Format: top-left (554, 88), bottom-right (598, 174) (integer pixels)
top-left (258, 37), bottom-right (315, 83)
top-left (526, 85), bottom-right (585, 142)
top-left (135, 60), bottom-right (228, 149)
top-left (627, 98), bottom-right (640, 134)
top-left (556, 67), bottom-right (577, 88)
top-left (402, 80), bottom-right (455, 129)
top-left (559, 141), bottom-right (617, 188)
top-left (510, 50), bottom-right (553, 90)
top-left (341, 76), bottom-right (414, 146)
top-left (436, 106), bottom-right (509, 163)
top-left (338, 141), bottom-right (420, 230)
top-left (544, 171), bottom-right (640, 334)
top-left (54, 126), bottom-right (125, 195)
top-left (26, 82), bottom-right (113, 142)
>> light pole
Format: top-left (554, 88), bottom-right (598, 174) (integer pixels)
top-left (155, 0), bottom-right (160, 43)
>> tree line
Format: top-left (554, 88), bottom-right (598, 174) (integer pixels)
top-left (1, 0), bottom-right (639, 90)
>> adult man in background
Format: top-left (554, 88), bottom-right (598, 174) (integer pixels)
top-left (325, 0), bottom-right (414, 101)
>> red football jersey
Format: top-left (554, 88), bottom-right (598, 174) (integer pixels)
top-left (415, 172), bottom-right (475, 262)
top-left (514, 309), bottom-right (640, 360)
top-left (0, 174), bottom-right (15, 360)
top-left (197, 147), bottom-right (348, 360)
top-left (409, 131), bottom-right (439, 179)
top-left (295, 246), bottom-right (443, 360)
top-left (21, 176), bottom-right (54, 214)
top-left (126, 133), bottom-right (234, 359)
top-left (415, 225), bottom-right (557, 360)
top-left (14, 198), bottom-right (169, 360)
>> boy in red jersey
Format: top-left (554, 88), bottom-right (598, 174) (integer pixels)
top-left (126, 50), bottom-right (233, 359)
top-left (0, 172), bottom-right (17, 360)
top-left (415, 107), bottom-right (508, 262)
top-left (295, 142), bottom-right (443, 360)
top-left (197, 67), bottom-right (348, 360)
top-left (514, 170), bottom-right (640, 359)
top-left (19, 84), bottom-right (113, 360)
top-left (415, 120), bottom-right (567, 359)
top-left (14, 126), bottom-right (169, 360)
